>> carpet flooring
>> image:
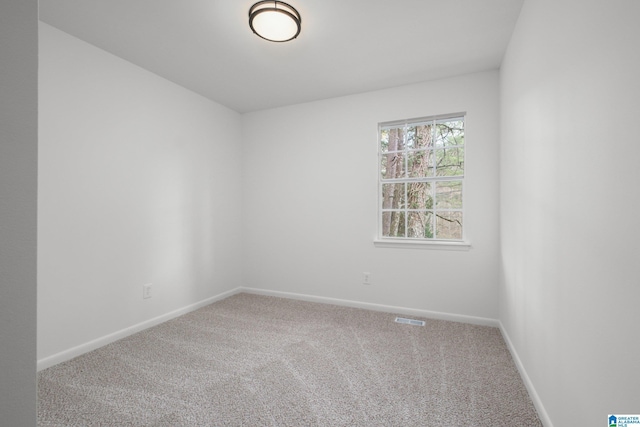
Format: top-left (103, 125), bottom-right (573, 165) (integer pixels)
top-left (38, 293), bottom-right (542, 426)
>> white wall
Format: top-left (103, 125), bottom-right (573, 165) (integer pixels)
top-left (500, 0), bottom-right (640, 425)
top-left (242, 71), bottom-right (500, 320)
top-left (38, 23), bottom-right (243, 362)
top-left (0, 1), bottom-right (38, 425)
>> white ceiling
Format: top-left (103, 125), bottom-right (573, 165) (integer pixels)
top-left (39, 0), bottom-right (524, 113)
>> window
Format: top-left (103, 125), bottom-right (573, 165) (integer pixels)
top-left (378, 114), bottom-right (465, 242)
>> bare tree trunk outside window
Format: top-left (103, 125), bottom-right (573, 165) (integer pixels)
top-left (382, 128), bottom-right (402, 236)
top-left (380, 117), bottom-right (464, 240)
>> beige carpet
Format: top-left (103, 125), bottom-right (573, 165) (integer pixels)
top-left (38, 293), bottom-right (542, 426)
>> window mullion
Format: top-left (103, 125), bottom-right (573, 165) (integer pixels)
top-left (404, 123), bottom-right (409, 237)
top-left (434, 119), bottom-right (441, 239)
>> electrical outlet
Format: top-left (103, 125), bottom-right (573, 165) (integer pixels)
top-left (143, 283), bottom-right (152, 299)
top-left (362, 272), bottom-right (371, 285)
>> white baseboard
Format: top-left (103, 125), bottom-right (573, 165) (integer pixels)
top-left (38, 286), bottom-right (499, 371)
top-left (499, 322), bottom-right (553, 427)
top-left (39, 286), bottom-right (549, 425)
top-left (37, 287), bottom-right (242, 371)
top-left (239, 287), bottom-right (499, 327)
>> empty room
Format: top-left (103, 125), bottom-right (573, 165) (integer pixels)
top-left (1, 0), bottom-right (639, 426)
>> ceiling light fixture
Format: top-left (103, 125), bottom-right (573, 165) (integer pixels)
top-left (249, 1), bottom-right (301, 43)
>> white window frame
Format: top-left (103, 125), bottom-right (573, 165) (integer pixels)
top-left (374, 113), bottom-right (470, 250)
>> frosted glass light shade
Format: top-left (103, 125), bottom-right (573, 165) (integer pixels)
top-left (249, 1), bottom-right (301, 42)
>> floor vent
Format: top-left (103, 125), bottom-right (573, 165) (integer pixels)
top-left (395, 317), bottom-right (426, 326)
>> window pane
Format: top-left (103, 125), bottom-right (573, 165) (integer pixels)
top-left (382, 211), bottom-right (405, 237)
top-left (435, 212), bottom-right (463, 240)
top-left (381, 183), bottom-right (405, 209)
top-left (407, 182), bottom-right (433, 209)
top-left (407, 211), bottom-right (433, 238)
top-left (380, 127), bottom-right (404, 153)
top-left (407, 124), bottom-right (433, 149)
top-left (407, 149), bottom-right (433, 178)
top-left (435, 147), bottom-right (464, 176)
top-left (435, 120), bottom-right (464, 147)
top-left (380, 128), bottom-right (389, 152)
top-left (435, 181), bottom-right (462, 209)
top-left (380, 152), bottom-right (405, 179)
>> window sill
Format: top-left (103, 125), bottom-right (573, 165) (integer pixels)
top-left (373, 238), bottom-right (471, 251)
